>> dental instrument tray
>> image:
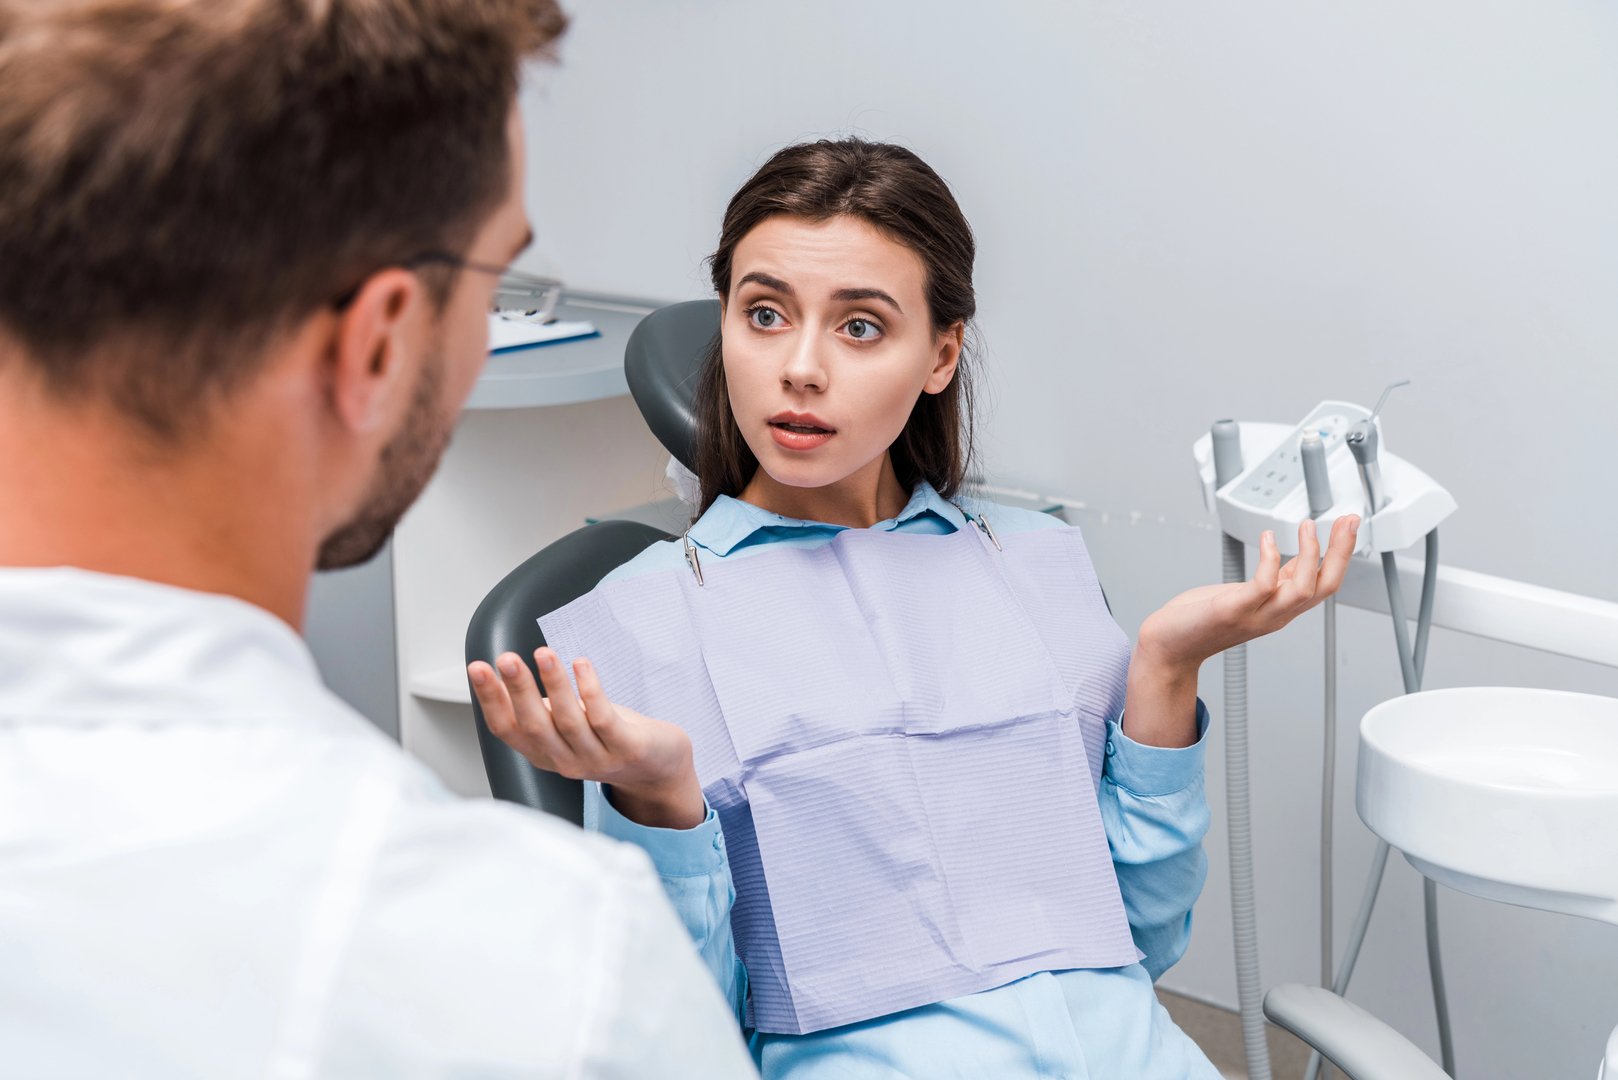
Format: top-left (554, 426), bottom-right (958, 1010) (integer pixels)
top-left (1191, 399), bottom-right (1456, 555)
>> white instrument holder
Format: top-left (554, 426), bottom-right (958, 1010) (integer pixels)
top-left (1192, 401), bottom-right (1456, 556)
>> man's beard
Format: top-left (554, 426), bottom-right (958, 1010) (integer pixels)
top-left (317, 354), bottom-right (453, 571)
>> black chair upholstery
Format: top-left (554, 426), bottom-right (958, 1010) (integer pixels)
top-left (465, 299), bottom-right (718, 821)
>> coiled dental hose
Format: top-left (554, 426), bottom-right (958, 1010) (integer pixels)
top-left (1224, 529), bottom-right (1272, 1080)
top-left (1305, 529), bottom-right (1446, 1080)
top-left (1211, 420), bottom-right (1273, 1080)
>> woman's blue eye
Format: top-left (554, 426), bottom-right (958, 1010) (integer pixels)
top-left (750, 307), bottom-right (780, 328)
top-left (847, 318), bottom-right (876, 339)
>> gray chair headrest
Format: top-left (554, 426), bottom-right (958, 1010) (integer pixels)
top-left (623, 299), bottom-right (720, 472)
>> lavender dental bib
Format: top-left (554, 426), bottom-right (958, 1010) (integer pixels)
top-left (539, 523), bottom-right (1141, 1034)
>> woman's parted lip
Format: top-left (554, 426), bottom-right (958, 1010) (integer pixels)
top-left (768, 410), bottom-right (836, 433)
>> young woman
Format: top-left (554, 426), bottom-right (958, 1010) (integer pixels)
top-left (469, 140), bottom-right (1356, 1079)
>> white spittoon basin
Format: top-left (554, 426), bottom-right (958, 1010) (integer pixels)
top-left (1357, 686), bottom-right (1618, 926)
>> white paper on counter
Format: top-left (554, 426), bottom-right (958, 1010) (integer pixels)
top-left (487, 313), bottom-right (599, 353)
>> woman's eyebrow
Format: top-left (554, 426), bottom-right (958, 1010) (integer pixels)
top-left (738, 271), bottom-right (794, 295)
top-left (832, 287), bottom-right (902, 313)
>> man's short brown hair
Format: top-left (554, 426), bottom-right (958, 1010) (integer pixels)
top-left (0, 0), bottom-right (565, 435)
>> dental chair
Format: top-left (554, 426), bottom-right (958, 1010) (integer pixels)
top-left (464, 299), bottom-right (719, 824)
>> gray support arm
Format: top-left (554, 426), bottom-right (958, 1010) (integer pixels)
top-left (1265, 985), bottom-right (1449, 1080)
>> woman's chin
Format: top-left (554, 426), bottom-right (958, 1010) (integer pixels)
top-left (754, 455), bottom-right (851, 492)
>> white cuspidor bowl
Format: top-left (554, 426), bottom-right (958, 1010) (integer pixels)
top-left (1357, 686), bottom-right (1618, 926)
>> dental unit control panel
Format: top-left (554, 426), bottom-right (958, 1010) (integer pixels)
top-left (1191, 389), bottom-right (1456, 555)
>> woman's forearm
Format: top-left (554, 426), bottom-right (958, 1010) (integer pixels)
top-left (589, 784), bottom-right (746, 1020)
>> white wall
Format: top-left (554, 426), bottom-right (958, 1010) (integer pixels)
top-left (305, 541), bottom-right (398, 739)
top-left (518, 3), bottom-right (1618, 1075)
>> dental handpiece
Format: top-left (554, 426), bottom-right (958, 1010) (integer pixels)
top-left (1299, 430), bottom-right (1334, 517)
top-left (1346, 378), bottom-right (1408, 516)
top-left (1345, 420), bottom-right (1386, 513)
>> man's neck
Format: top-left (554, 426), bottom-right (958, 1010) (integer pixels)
top-left (0, 372), bottom-right (318, 628)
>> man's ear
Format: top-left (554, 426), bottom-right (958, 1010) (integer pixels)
top-left (330, 268), bottom-right (424, 434)
top-left (923, 321), bottom-right (964, 395)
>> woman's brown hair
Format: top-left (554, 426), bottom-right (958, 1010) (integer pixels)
top-left (692, 139), bottom-right (978, 513)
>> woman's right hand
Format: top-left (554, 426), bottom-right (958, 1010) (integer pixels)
top-left (467, 647), bottom-right (706, 830)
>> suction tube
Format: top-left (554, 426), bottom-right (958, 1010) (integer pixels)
top-left (1304, 529), bottom-right (1445, 1080)
top-left (1301, 431), bottom-right (1337, 1016)
top-left (1210, 420), bottom-right (1273, 1080)
top-left (1301, 831), bottom-right (1397, 1080)
top-left (1320, 597), bottom-right (1336, 992)
top-left (1415, 531), bottom-right (1451, 1077)
top-left (1382, 533), bottom-right (1453, 1076)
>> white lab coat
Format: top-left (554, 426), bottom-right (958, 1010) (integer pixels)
top-left (0, 567), bottom-right (756, 1079)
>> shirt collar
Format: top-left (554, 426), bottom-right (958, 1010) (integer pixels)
top-left (687, 480), bottom-right (970, 556)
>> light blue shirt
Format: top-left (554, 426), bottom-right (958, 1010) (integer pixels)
top-left (588, 482), bottom-right (1219, 1079)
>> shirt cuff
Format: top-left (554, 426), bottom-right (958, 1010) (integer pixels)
top-left (597, 785), bottom-right (728, 878)
top-left (1104, 698), bottom-right (1210, 797)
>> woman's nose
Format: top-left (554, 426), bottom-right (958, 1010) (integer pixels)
top-left (780, 331), bottom-right (828, 392)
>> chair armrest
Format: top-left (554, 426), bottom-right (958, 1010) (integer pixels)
top-left (1263, 984), bottom-right (1449, 1080)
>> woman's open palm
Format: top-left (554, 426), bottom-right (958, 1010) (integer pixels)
top-left (467, 646), bottom-right (706, 829)
top-left (1139, 514), bottom-right (1360, 669)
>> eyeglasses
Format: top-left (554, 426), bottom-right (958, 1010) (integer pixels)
top-left (331, 250), bottom-right (563, 323)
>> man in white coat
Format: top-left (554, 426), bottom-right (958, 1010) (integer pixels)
top-left (0, 1), bottom-right (755, 1076)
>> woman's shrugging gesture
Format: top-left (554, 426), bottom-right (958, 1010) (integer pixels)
top-left (1125, 515), bottom-right (1359, 748)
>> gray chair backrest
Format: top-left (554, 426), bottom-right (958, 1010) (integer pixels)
top-left (464, 299), bottom-right (720, 820)
top-left (623, 299), bottom-right (719, 471)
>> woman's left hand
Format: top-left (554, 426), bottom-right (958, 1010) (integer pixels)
top-left (1143, 514), bottom-right (1359, 667)
top-left (1123, 514), bottom-right (1359, 747)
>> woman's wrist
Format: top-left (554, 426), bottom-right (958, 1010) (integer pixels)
top-left (1122, 639), bottom-right (1203, 749)
top-left (605, 766), bottom-right (707, 831)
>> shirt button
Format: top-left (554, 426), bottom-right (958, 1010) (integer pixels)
top-left (1105, 740), bottom-right (1116, 755)
top-left (713, 835), bottom-right (723, 851)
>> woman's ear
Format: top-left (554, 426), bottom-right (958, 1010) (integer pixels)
top-left (923, 321), bottom-right (964, 395)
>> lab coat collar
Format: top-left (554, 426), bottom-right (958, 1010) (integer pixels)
top-left (0, 566), bottom-right (326, 722)
top-left (687, 480), bottom-right (967, 557)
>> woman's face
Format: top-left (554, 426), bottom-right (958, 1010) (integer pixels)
top-left (721, 214), bottom-right (961, 494)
